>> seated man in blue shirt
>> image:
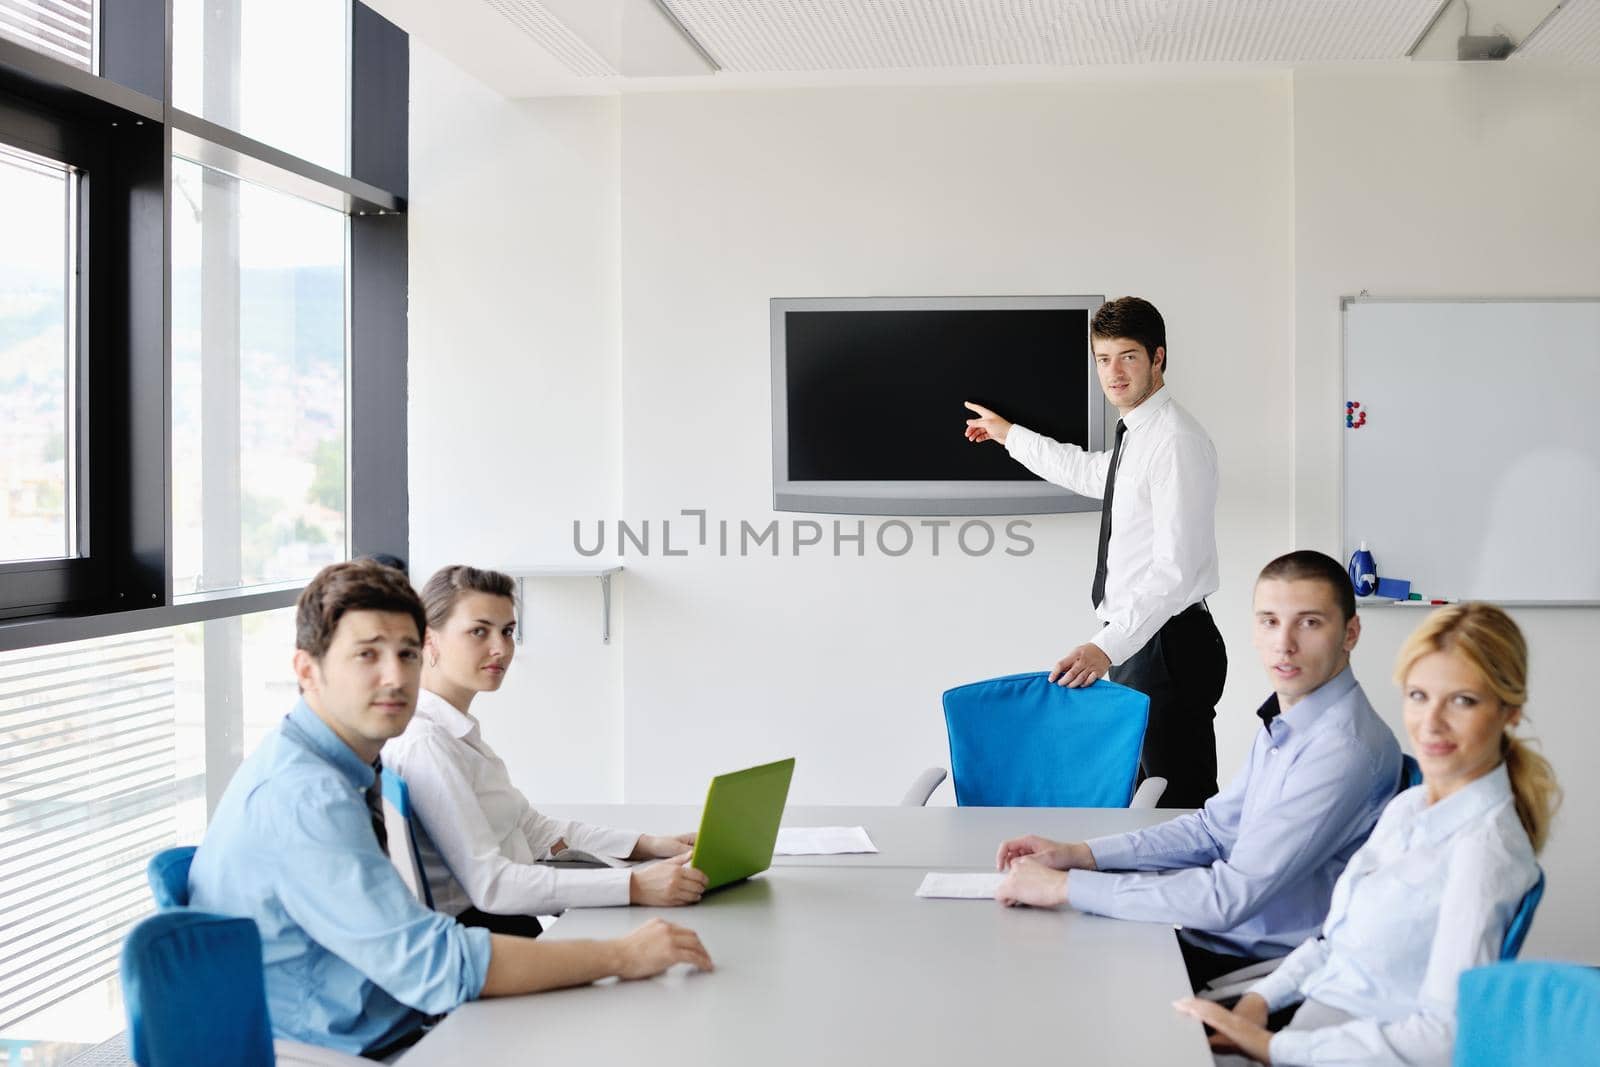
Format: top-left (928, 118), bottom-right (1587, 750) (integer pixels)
top-left (189, 560), bottom-right (712, 1058)
top-left (994, 550), bottom-right (1401, 990)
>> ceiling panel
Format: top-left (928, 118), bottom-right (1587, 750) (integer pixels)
top-left (480, 0), bottom-right (618, 75)
top-left (1516, 0), bottom-right (1600, 62)
top-left (658, 0), bottom-right (1449, 71)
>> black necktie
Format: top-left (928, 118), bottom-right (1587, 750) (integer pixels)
top-left (366, 759), bottom-right (389, 857)
top-left (1091, 419), bottom-right (1128, 608)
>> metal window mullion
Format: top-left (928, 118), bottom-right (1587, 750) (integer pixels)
top-left (197, 0), bottom-right (246, 816)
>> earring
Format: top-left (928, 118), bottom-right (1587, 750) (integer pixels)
top-left (428, 652), bottom-right (438, 668)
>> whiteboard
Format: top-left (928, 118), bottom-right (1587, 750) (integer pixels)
top-left (1343, 298), bottom-right (1600, 605)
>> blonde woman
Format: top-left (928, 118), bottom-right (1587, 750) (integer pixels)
top-left (383, 565), bottom-right (706, 937)
top-left (1177, 603), bottom-right (1560, 1065)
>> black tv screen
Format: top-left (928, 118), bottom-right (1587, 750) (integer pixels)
top-left (772, 296), bottom-right (1108, 516)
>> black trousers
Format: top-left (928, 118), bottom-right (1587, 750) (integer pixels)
top-left (457, 906), bottom-right (544, 939)
top-left (1177, 935), bottom-right (1300, 1030)
top-left (1108, 602), bottom-right (1226, 809)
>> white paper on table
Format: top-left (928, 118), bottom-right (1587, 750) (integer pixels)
top-left (773, 826), bottom-right (878, 856)
top-left (915, 872), bottom-right (1004, 899)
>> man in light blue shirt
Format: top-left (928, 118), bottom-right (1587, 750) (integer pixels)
top-left (995, 550), bottom-right (1402, 989)
top-left (189, 560), bottom-right (712, 1057)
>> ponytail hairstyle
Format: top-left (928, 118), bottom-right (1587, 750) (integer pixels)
top-left (419, 565), bottom-right (517, 632)
top-left (1394, 602), bottom-right (1561, 853)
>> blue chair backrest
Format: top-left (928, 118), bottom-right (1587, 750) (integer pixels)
top-left (942, 672), bottom-right (1150, 807)
top-left (121, 911), bottom-right (276, 1067)
top-left (1454, 962), bottom-right (1600, 1066)
top-left (147, 846), bottom-right (197, 910)
top-left (1399, 754), bottom-right (1423, 792)
top-left (1500, 870), bottom-right (1545, 961)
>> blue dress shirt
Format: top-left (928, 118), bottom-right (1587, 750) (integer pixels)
top-left (1067, 668), bottom-right (1402, 958)
top-left (188, 700), bottom-right (493, 1055)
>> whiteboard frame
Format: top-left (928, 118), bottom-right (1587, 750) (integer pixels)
top-left (1340, 294), bottom-right (1600, 609)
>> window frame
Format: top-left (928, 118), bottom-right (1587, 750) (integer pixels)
top-left (0, 4), bottom-right (410, 647)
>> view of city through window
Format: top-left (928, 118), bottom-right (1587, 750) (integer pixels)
top-left (170, 158), bottom-right (349, 594)
top-left (0, 146), bottom-right (74, 565)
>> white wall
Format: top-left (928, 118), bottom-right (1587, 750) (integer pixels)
top-left (408, 42), bottom-right (626, 801)
top-left (407, 53), bottom-right (1600, 962)
top-left (612, 81), bottom-right (1295, 803)
top-left (1292, 63), bottom-right (1600, 962)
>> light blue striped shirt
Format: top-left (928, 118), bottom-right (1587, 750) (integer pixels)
top-left (189, 700), bottom-right (492, 1055)
top-left (1067, 668), bottom-right (1402, 958)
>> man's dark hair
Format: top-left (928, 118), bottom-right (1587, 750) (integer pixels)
top-left (1256, 550), bottom-right (1357, 623)
top-left (296, 559), bottom-right (426, 659)
top-left (1092, 297), bottom-right (1168, 372)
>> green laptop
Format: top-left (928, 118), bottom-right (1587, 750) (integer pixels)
top-left (688, 757), bottom-right (796, 890)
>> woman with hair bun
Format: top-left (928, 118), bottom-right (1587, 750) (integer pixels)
top-left (1178, 602), bottom-right (1561, 1066)
top-left (384, 564), bottom-right (706, 938)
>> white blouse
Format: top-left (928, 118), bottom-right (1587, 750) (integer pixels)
top-left (1250, 762), bottom-right (1538, 1066)
top-left (382, 689), bottom-right (641, 915)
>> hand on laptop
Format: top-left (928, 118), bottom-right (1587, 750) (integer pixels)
top-left (995, 835), bottom-right (1096, 872)
top-left (614, 918), bottom-right (714, 978)
top-left (630, 852), bottom-right (708, 906)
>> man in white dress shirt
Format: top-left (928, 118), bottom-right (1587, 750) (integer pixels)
top-left (965, 296), bottom-right (1225, 807)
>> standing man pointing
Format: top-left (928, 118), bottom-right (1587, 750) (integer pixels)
top-left (964, 297), bottom-right (1225, 807)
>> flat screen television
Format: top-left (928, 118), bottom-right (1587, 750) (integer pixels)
top-left (771, 295), bottom-right (1110, 515)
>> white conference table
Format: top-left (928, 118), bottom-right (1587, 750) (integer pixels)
top-left (540, 802), bottom-right (1182, 869)
top-left (401, 805), bottom-right (1213, 1066)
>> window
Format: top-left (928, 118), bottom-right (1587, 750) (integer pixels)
top-left (0, 604), bottom-right (298, 1050)
top-left (0, 0), bottom-right (95, 72)
top-left (171, 159), bottom-right (348, 595)
top-left (0, 0), bottom-right (407, 1052)
top-left (172, 0), bottom-right (350, 174)
top-left (0, 144), bottom-right (78, 566)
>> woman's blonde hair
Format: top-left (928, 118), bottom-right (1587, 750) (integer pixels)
top-left (1394, 602), bottom-right (1561, 852)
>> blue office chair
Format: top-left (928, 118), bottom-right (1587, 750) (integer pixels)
top-left (907, 672), bottom-right (1154, 808)
top-left (1454, 962), bottom-right (1600, 1066)
top-left (147, 846), bottom-right (197, 909)
top-left (122, 911), bottom-right (371, 1067)
top-left (1399, 753), bottom-right (1423, 791)
top-left (121, 911), bottom-right (276, 1067)
top-left (1500, 870), bottom-right (1544, 960)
